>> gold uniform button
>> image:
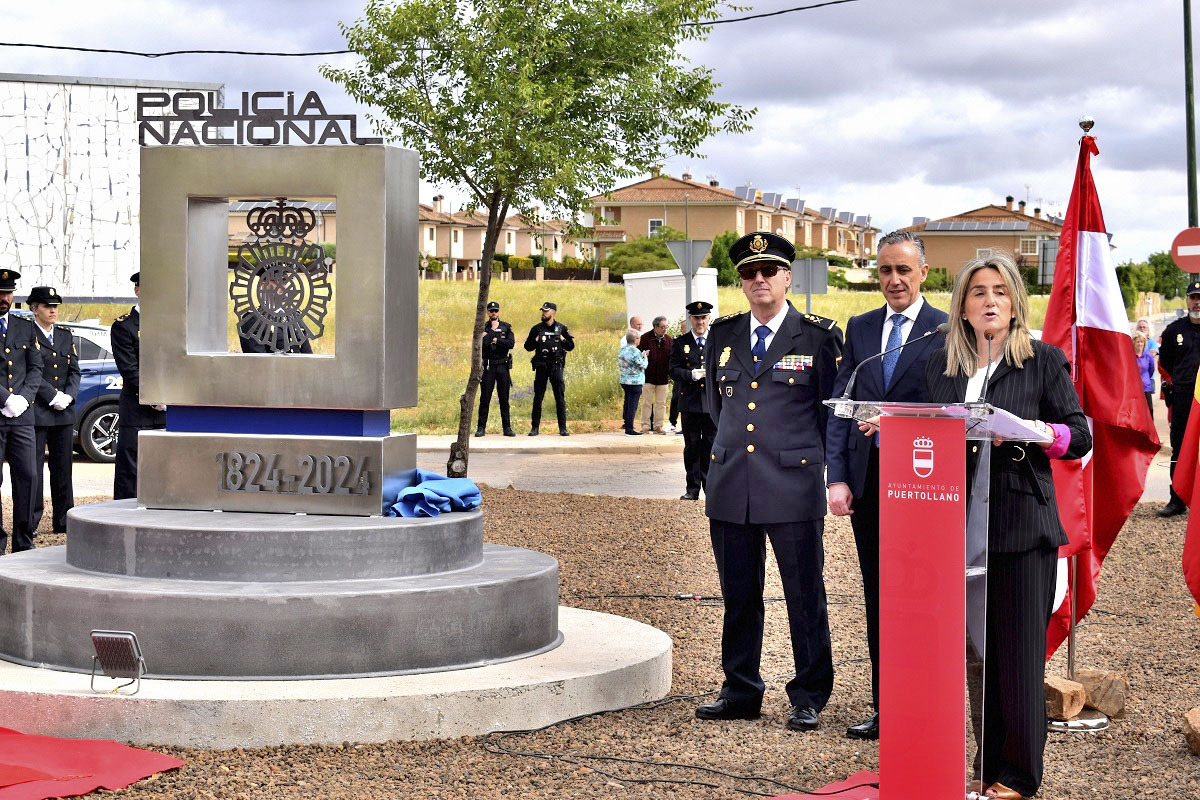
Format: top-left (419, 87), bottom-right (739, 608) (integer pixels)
top-left (747, 402), bottom-right (756, 410)
top-left (971, 445), bottom-right (978, 453)
top-left (5, 361), bottom-right (10, 366)
top-left (746, 444), bottom-right (755, 453)
top-left (750, 381), bottom-right (758, 389)
top-left (746, 423), bottom-right (755, 432)
top-left (711, 454), bottom-right (716, 461)
top-left (801, 458), bottom-right (808, 465)
top-left (788, 377), bottom-right (795, 385)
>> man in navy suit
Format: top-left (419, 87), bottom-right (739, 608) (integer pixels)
top-left (826, 231), bottom-right (949, 740)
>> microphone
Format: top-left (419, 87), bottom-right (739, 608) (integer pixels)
top-left (840, 321), bottom-right (948, 400)
top-left (978, 332), bottom-right (995, 405)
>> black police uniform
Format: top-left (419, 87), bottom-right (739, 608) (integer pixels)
top-left (111, 298), bottom-right (165, 500)
top-left (237, 312), bottom-right (314, 354)
top-left (29, 288), bottom-right (80, 533)
top-left (524, 311), bottom-right (574, 435)
top-left (1159, 303), bottom-right (1200, 512)
top-left (669, 303), bottom-right (716, 500)
top-left (699, 233), bottom-right (843, 724)
top-left (477, 305), bottom-right (515, 436)
top-left (0, 270), bottom-right (44, 554)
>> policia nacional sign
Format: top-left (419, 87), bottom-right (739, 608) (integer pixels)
top-left (136, 90), bottom-right (383, 146)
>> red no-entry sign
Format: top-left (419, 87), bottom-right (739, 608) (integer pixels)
top-left (1172, 227), bottom-right (1200, 272)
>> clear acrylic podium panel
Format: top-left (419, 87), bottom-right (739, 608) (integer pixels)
top-left (825, 400), bottom-right (1050, 796)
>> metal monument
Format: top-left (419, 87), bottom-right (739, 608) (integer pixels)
top-left (0, 144), bottom-right (562, 678)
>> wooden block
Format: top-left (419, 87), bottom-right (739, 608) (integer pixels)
top-left (1075, 667), bottom-right (1129, 717)
top-left (1044, 675), bottom-right (1086, 720)
top-left (1184, 708), bottom-right (1200, 756)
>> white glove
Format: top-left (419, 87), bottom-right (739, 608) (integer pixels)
top-left (153, 404), bottom-right (167, 412)
top-left (691, 368), bottom-right (705, 381)
top-left (0, 406), bottom-right (12, 419)
top-left (3, 394), bottom-right (29, 417)
top-left (49, 391), bottom-right (73, 410)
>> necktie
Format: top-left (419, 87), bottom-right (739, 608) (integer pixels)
top-left (751, 325), bottom-right (771, 374)
top-left (1, 317), bottom-right (6, 338)
top-left (882, 313), bottom-right (906, 390)
top-left (696, 337), bottom-right (705, 349)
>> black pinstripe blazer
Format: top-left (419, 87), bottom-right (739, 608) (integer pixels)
top-left (925, 340), bottom-right (1091, 553)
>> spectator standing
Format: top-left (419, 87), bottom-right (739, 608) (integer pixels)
top-left (617, 329), bottom-right (648, 436)
top-left (637, 316), bottom-right (673, 434)
top-left (1134, 332), bottom-right (1155, 419)
top-left (28, 286), bottom-right (79, 534)
top-left (1135, 318), bottom-right (1159, 355)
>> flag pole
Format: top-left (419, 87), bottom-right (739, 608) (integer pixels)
top-left (1047, 115), bottom-right (1111, 733)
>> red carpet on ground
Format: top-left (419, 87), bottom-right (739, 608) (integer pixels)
top-left (770, 770), bottom-right (880, 799)
top-left (0, 727), bottom-right (183, 800)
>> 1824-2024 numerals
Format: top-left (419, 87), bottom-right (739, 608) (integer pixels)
top-left (216, 452), bottom-right (372, 495)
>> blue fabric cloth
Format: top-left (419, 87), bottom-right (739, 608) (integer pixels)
top-left (751, 325), bottom-right (770, 375)
top-left (384, 467), bottom-right (481, 518)
top-left (882, 313), bottom-right (905, 390)
top-left (618, 343), bottom-right (648, 385)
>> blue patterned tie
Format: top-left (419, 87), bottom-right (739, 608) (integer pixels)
top-left (696, 336), bottom-right (704, 349)
top-left (1, 317), bottom-right (6, 338)
top-left (882, 313), bottom-right (905, 390)
top-left (751, 325), bottom-right (770, 374)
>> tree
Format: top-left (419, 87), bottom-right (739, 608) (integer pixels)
top-left (324, 0), bottom-right (752, 476)
top-left (1149, 251), bottom-right (1187, 300)
top-left (705, 230), bottom-right (739, 286)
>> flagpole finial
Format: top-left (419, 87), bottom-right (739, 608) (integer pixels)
top-left (1079, 115), bottom-right (1095, 134)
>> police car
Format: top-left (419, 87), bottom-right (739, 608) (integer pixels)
top-left (13, 312), bottom-right (121, 463)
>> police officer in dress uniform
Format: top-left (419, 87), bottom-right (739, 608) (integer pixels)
top-left (0, 269), bottom-right (43, 554)
top-left (1157, 278), bottom-right (1200, 517)
top-left (111, 272), bottom-right (166, 500)
top-left (476, 301), bottom-right (516, 437)
top-left (669, 300), bottom-right (716, 500)
top-left (28, 286), bottom-right (79, 534)
top-left (695, 232), bottom-right (843, 733)
top-left (524, 301), bottom-right (574, 436)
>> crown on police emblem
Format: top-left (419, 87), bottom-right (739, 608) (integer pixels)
top-left (913, 436), bottom-right (933, 449)
top-left (749, 234), bottom-right (767, 254)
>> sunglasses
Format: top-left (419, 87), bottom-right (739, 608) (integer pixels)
top-left (738, 263), bottom-right (782, 281)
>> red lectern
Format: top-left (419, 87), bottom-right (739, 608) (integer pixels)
top-left (825, 400), bottom-right (1049, 800)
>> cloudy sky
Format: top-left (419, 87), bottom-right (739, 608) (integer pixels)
top-left (1, 0), bottom-right (1189, 261)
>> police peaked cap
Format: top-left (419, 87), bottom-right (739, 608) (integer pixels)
top-left (685, 300), bottom-right (713, 317)
top-left (0, 269), bottom-right (21, 291)
top-left (26, 286), bottom-right (61, 305)
top-left (1188, 279), bottom-right (1200, 296)
top-left (728, 231), bottom-right (795, 270)
top-left (130, 272), bottom-right (141, 286)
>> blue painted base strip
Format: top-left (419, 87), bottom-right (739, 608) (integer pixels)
top-left (167, 407), bottom-right (391, 437)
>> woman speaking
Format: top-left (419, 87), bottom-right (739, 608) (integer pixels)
top-left (925, 253), bottom-right (1091, 800)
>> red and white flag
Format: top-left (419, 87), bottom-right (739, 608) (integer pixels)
top-left (1041, 134), bottom-right (1161, 657)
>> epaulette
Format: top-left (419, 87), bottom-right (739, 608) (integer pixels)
top-left (711, 311), bottom-right (745, 327)
top-left (801, 312), bottom-right (837, 331)
top-left (115, 314), bottom-right (129, 322)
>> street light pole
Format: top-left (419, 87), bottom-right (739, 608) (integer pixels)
top-left (1188, 0), bottom-right (1198, 225)
top-left (684, 192), bottom-right (692, 309)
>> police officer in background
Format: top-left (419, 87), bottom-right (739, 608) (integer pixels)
top-left (237, 270), bottom-right (314, 354)
top-left (476, 300), bottom-right (516, 437)
top-left (111, 272), bottom-right (166, 500)
top-left (0, 269), bottom-right (43, 554)
top-left (1157, 278), bottom-right (1200, 517)
top-left (28, 286), bottom-right (79, 534)
top-left (669, 300), bottom-right (716, 500)
top-left (695, 232), bottom-right (842, 733)
top-left (524, 301), bottom-right (574, 436)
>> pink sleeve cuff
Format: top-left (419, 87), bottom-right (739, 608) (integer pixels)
top-left (1044, 423), bottom-right (1071, 458)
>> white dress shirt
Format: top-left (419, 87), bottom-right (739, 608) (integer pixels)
top-left (749, 303), bottom-right (790, 353)
top-left (879, 295), bottom-right (926, 353)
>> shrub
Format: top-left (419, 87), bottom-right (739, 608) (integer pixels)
top-left (425, 257), bottom-right (443, 273)
top-left (321, 242), bottom-right (336, 263)
top-left (605, 236), bottom-right (677, 278)
top-left (827, 269), bottom-right (849, 290)
top-left (530, 254), bottom-right (548, 269)
top-left (510, 256), bottom-right (534, 271)
top-left (706, 230), bottom-right (739, 286)
top-left (492, 252), bottom-right (510, 268)
top-left (923, 268), bottom-right (951, 292)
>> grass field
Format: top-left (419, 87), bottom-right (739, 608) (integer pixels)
top-left (50, 282), bottom-right (1183, 435)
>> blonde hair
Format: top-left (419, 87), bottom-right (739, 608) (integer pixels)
top-left (1132, 331), bottom-right (1148, 351)
top-left (943, 251), bottom-right (1036, 377)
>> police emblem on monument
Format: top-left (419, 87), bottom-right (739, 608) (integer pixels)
top-left (229, 199), bottom-right (333, 353)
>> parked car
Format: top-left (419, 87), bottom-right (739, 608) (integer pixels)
top-left (12, 311), bottom-right (121, 463)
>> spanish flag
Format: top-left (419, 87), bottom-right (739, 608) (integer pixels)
top-left (1170, 382), bottom-right (1200, 613)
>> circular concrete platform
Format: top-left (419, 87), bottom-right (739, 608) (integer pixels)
top-left (0, 607), bottom-right (672, 748)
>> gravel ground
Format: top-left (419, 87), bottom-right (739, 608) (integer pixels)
top-left (12, 492), bottom-right (1200, 799)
